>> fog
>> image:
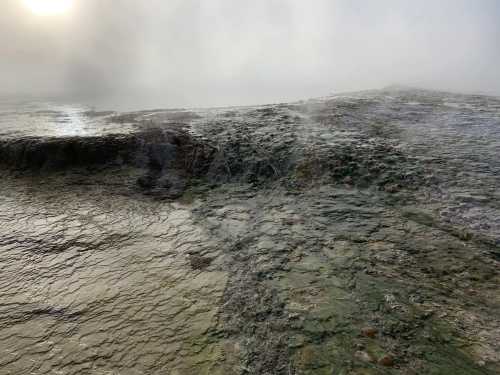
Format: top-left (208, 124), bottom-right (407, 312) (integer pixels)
top-left (1, 0), bottom-right (500, 110)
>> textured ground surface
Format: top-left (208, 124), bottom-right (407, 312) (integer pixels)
top-left (0, 88), bottom-right (499, 374)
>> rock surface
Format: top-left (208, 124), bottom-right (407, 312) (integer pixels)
top-left (0, 88), bottom-right (499, 374)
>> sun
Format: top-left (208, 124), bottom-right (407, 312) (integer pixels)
top-left (23, 0), bottom-right (73, 15)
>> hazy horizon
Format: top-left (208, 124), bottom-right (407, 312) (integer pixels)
top-left (2, 0), bottom-right (500, 110)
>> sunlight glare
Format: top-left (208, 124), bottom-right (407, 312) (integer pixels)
top-left (23, 0), bottom-right (73, 15)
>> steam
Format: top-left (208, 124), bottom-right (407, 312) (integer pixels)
top-left (1, 0), bottom-right (499, 109)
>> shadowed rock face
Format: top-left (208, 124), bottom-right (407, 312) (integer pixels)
top-left (0, 127), bottom-right (216, 199)
top-left (0, 128), bottom-right (212, 171)
top-left (0, 88), bottom-right (499, 375)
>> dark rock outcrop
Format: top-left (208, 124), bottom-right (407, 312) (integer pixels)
top-left (0, 128), bottom-right (214, 173)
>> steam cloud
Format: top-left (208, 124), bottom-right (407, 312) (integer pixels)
top-left (1, 0), bottom-right (499, 109)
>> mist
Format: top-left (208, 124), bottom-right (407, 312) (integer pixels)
top-left (1, 0), bottom-right (500, 110)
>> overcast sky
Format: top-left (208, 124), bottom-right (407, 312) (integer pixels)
top-left (1, 0), bottom-right (500, 109)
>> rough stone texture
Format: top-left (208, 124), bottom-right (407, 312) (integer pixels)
top-left (0, 88), bottom-right (499, 374)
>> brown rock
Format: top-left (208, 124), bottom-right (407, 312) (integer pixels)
top-left (361, 327), bottom-right (378, 338)
top-left (378, 354), bottom-right (395, 367)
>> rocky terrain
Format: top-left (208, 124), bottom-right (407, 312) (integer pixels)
top-left (0, 87), bottom-right (499, 374)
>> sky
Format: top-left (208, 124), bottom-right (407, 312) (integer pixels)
top-left (1, 0), bottom-right (500, 110)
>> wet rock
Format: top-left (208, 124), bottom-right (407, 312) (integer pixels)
top-left (137, 173), bottom-right (188, 199)
top-left (0, 128), bottom-right (215, 185)
top-left (137, 173), bottom-right (156, 189)
top-left (361, 327), bottom-right (379, 338)
top-left (1, 88), bottom-right (500, 375)
top-left (355, 350), bottom-right (376, 363)
top-left (378, 354), bottom-right (395, 367)
top-left (189, 255), bottom-right (213, 270)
